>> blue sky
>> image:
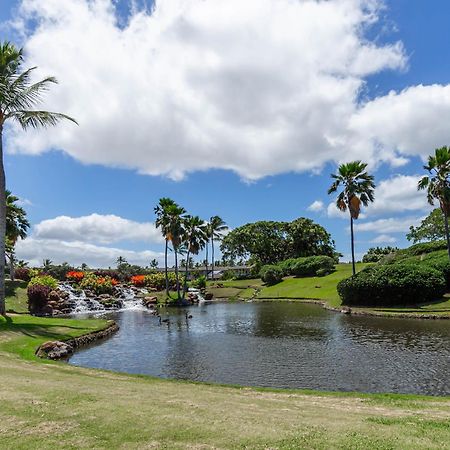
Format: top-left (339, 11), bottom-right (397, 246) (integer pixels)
top-left (1, 0), bottom-right (450, 267)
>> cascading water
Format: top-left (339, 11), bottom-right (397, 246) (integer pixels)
top-left (57, 283), bottom-right (148, 314)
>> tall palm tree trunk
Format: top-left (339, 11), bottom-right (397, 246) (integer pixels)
top-left (0, 129), bottom-right (5, 315)
top-left (444, 210), bottom-right (450, 260)
top-left (205, 241), bottom-right (209, 278)
top-left (174, 249), bottom-right (181, 302)
top-left (211, 236), bottom-right (215, 281)
top-left (183, 249), bottom-right (191, 301)
top-left (350, 215), bottom-right (356, 276)
top-left (164, 239), bottom-right (169, 295)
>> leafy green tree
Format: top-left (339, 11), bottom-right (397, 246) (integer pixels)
top-left (221, 219), bottom-right (335, 268)
top-left (362, 246), bottom-right (398, 263)
top-left (328, 161), bottom-right (375, 275)
top-left (209, 216), bottom-right (228, 281)
top-left (5, 190), bottom-right (29, 281)
top-left (182, 215), bottom-right (207, 299)
top-left (0, 41), bottom-right (77, 314)
top-left (155, 198), bottom-right (177, 295)
top-left (407, 208), bottom-right (445, 243)
top-left (418, 147), bottom-right (450, 259)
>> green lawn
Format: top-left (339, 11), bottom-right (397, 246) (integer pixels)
top-left (1, 314), bottom-right (449, 449)
top-left (5, 279), bottom-right (28, 313)
top-left (210, 264), bottom-right (450, 318)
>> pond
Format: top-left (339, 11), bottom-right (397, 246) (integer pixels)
top-left (68, 302), bottom-right (450, 396)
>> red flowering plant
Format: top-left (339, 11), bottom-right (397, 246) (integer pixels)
top-left (66, 271), bottom-right (85, 283)
top-left (131, 275), bottom-right (146, 287)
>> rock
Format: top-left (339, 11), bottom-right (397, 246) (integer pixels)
top-left (36, 341), bottom-right (74, 360)
top-left (341, 306), bottom-right (352, 315)
top-left (98, 294), bottom-right (112, 300)
top-left (204, 293), bottom-right (213, 300)
top-left (142, 296), bottom-right (158, 308)
top-left (48, 290), bottom-right (60, 302)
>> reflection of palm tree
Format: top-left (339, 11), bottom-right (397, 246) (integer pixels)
top-left (328, 161), bottom-right (375, 275)
top-left (0, 41), bottom-right (77, 314)
top-left (419, 146), bottom-right (450, 259)
top-left (182, 215), bottom-right (207, 300)
top-left (6, 190), bottom-right (30, 281)
top-left (155, 198), bottom-right (177, 295)
top-left (209, 216), bottom-right (228, 281)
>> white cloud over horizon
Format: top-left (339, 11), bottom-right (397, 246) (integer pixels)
top-left (15, 237), bottom-right (165, 268)
top-left (6, 0), bottom-right (445, 181)
top-left (34, 213), bottom-right (163, 244)
top-left (307, 200), bottom-right (325, 213)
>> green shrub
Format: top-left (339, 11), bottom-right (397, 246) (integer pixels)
top-left (28, 275), bottom-right (58, 290)
top-left (220, 270), bottom-right (236, 281)
top-left (80, 273), bottom-right (117, 295)
top-left (337, 264), bottom-right (446, 307)
top-left (316, 268), bottom-right (331, 277)
top-left (260, 265), bottom-right (283, 285)
top-left (290, 256), bottom-right (335, 277)
top-left (192, 275), bottom-right (206, 289)
top-left (277, 258), bottom-right (298, 276)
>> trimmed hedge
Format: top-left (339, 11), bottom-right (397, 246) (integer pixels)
top-left (260, 265), bottom-right (283, 285)
top-left (290, 256), bottom-right (335, 277)
top-left (337, 264), bottom-right (446, 307)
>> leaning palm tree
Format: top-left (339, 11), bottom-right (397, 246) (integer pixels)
top-left (5, 190), bottom-right (30, 281)
top-left (0, 41), bottom-right (77, 314)
top-left (209, 216), bottom-right (228, 281)
top-left (182, 215), bottom-right (207, 300)
top-left (328, 161), bottom-right (375, 275)
top-left (418, 146), bottom-right (450, 259)
top-left (155, 198), bottom-right (177, 295)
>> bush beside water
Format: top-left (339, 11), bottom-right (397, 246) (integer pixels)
top-left (337, 264), bottom-right (446, 307)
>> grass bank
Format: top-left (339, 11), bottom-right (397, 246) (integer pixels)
top-left (1, 314), bottom-right (450, 449)
top-left (210, 263), bottom-right (450, 318)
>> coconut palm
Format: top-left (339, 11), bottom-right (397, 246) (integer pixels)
top-left (0, 41), bottom-right (77, 314)
top-left (418, 146), bottom-right (450, 259)
top-left (328, 161), bottom-right (375, 275)
top-left (182, 215), bottom-right (207, 300)
top-left (209, 216), bottom-right (228, 281)
top-left (165, 203), bottom-right (186, 301)
top-left (155, 198), bottom-right (177, 295)
top-left (5, 190), bottom-right (29, 281)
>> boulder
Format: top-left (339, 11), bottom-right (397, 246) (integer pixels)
top-left (341, 306), bottom-right (352, 315)
top-left (36, 341), bottom-right (74, 360)
top-left (204, 293), bottom-right (214, 300)
top-left (98, 293), bottom-right (112, 300)
top-left (142, 296), bottom-right (158, 308)
top-left (48, 290), bottom-right (60, 302)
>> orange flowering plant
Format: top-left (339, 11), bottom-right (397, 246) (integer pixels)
top-left (66, 271), bottom-right (85, 282)
top-left (131, 275), bottom-right (146, 287)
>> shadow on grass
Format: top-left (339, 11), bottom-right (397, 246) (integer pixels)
top-left (5, 280), bottom-right (27, 297)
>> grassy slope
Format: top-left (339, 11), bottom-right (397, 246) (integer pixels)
top-left (213, 263), bottom-right (450, 317)
top-left (1, 314), bottom-right (450, 449)
top-left (5, 279), bottom-right (28, 313)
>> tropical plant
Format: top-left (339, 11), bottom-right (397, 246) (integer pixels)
top-left (28, 274), bottom-right (58, 290)
top-left (155, 198), bottom-right (177, 296)
top-left (208, 216), bottom-right (228, 281)
top-left (0, 41), bottom-right (77, 314)
top-left (27, 284), bottom-right (52, 313)
top-left (406, 209), bottom-right (445, 243)
top-left (79, 273), bottom-right (117, 295)
top-left (418, 147), bottom-right (450, 259)
top-left (5, 190), bottom-right (30, 281)
top-left (182, 215), bottom-right (207, 299)
top-left (328, 161), bottom-right (375, 275)
top-left (66, 271), bottom-right (85, 283)
top-left (42, 259), bottom-right (53, 272)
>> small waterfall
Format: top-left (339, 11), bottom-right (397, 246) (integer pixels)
top-left (59, 282), bottom-right (105, 313)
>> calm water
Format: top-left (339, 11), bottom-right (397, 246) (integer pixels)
top-left (69, 302), bottom-right (450, 396)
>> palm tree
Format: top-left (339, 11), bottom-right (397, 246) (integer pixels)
top-left (182, 215), bottom-right (207, 300)
top-left (204, 221), bottom-right (211, 278)
top-left (418, 146), bottom-right (450, 259)
top-left (5, 190), bottom-right (29, 281)
top-left (328, 161), bottom-right (375, 275)
top-left (116, 256), bottom-right (127, 267)
top-left (166, 203), bottom-right (186, 302)
top-left (0, 41), bottom-right (77, 314)
top-left (42, 259), bottom-right (53, 272)
top-left (155, 198), bottom-right (177, 296)
top-left (209, 216), bottom-right (228, 281)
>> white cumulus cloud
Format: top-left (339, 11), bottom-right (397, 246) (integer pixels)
top-left (355, 216), bottom-right (424, 234)
top-left (34, 213), bottom-right (163, 244)
top-left (5, 0), bottom-right (430, 181)
top-left (307, 200), bottom-right (324, 213)
top-left (371, 234), bottom-right (397, 244)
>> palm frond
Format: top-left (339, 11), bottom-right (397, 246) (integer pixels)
top-left (8, 110), bottom-right (78, 129)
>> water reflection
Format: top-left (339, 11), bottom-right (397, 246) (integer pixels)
top-left (69, 302), bottom-right (450, 395)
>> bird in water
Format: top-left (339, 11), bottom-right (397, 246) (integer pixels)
top-left (185, 312), bottom-right (193, 320)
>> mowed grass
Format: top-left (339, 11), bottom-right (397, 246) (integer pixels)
top-left (1, 314), bottom-right (450, 449)
top-left (5, 279), bottom-right (29, 313)
top-left (212, 264), bottom-right (450, 317)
